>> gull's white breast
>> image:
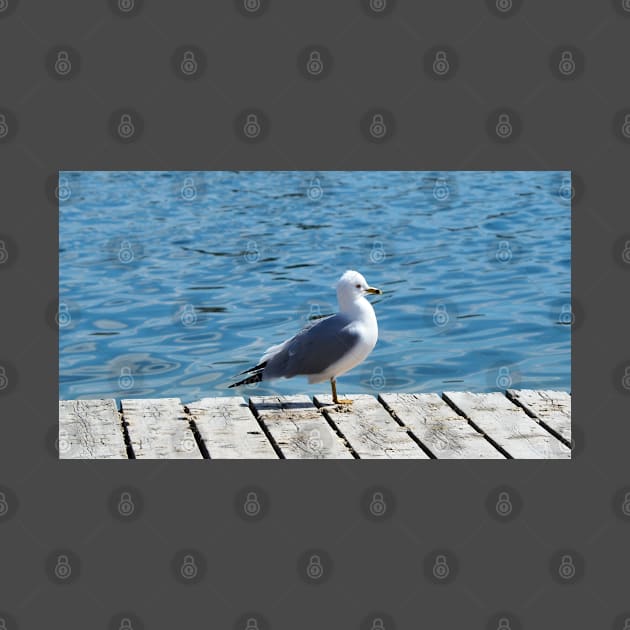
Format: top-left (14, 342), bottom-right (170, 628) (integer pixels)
top-left (307, 298), bottom-right (379, 384)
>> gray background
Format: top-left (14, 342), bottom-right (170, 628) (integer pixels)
top-left (1, 0), bottom-right (629, 628)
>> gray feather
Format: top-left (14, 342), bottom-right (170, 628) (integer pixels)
top-left (263, 314), bottom-right (361, 379)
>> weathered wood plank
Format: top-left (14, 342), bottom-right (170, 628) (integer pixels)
top-left (443, 392), bottom-right (570, 459)
top-left (58, 399), bottom-right (127, 459)
top-left (250, 395), bottom-right (354, 459)
top-left (314, 394), bottom-right (430, 459)
top-left (187, 397), bottom-right (278, 459)
top-left (379, 393), bottom-right (505, 459)
top-left (121, 398), bottom-right (202, 459)
top-left (506, 389), bottom-right (571, 443)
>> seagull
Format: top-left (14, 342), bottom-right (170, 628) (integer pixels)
top-left (229, 270), bottom-right (382, 404)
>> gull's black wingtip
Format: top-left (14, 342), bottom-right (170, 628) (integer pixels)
top-left (237, 360), bottom-right (267, 376)
top-left (229, 372), bottom-right (264, 388)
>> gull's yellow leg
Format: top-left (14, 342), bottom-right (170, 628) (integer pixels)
top-left (330, 377), bottom-right (352, 405)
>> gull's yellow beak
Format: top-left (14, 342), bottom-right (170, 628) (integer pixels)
top-left (365, 287), bottom-right (383, 295)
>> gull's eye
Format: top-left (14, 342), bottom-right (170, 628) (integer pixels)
top-left (355, 284), bottom-right (361, 288)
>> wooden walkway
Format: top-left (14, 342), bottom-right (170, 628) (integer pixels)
top-left (58, 389), bottom-right (571, 459)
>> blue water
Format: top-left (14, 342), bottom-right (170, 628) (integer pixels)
top-left (59, 171), bottom-right (571, 401)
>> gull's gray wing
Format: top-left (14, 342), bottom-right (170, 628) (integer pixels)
top-left (263, 313), bottom-right (361, 379)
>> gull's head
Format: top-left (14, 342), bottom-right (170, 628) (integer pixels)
top-left (336, 270), bottom-right (382, 306)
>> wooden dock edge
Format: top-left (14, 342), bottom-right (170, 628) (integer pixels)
top-left (58, 390), bottom-right (571, 460)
